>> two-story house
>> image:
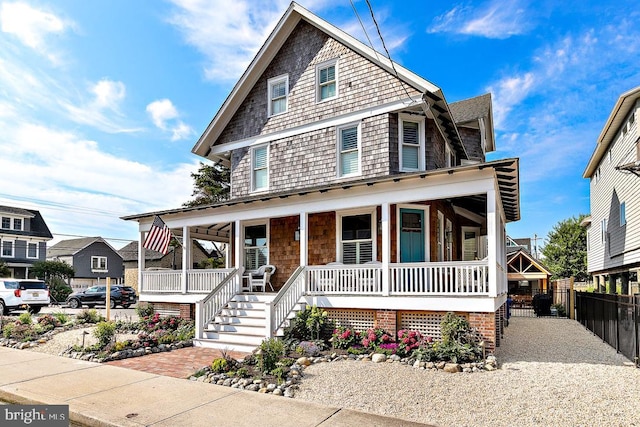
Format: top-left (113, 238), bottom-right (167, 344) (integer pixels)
top-left (584, 86), bottom-right (640, 294)
top-left (47, 237), bottom-right (124, 291)
top-left (0, 205), bottom-right (53, 279)
top-left (123, 2), bottom-right (520, 353)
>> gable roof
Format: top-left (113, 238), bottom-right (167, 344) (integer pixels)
top-left (449, 93), bottom-right (495, 153)
top-left (0, 205), bottom-right (53, 239)
top-left (507, 248), bottom-right (552, 277)
top-left (191, 1), bottom-right (467, 160)
top-left (47, 237), bottom-right (122, 258)
top-left (584, 85), bottom-right (640, 177)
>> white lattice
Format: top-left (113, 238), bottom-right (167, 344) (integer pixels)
top-left (399, 312), bottom-right (446, 340)
top-left (327, 309), bottom-right (375, 331)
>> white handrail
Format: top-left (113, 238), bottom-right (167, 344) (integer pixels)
top-left (389, 261), bottom-right (489, 295)
top-left (266, 266), bottom-right (306, 337)
top-left (195, 268), bottom-right (243, 339)
top-left (307, 265), bottom-right (382, 295)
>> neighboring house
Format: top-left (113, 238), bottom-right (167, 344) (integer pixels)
top-left (0, 205), bottom-right (53, 279)
top-left (123, 2), bottom-right (520, 353)
top-left (118, 240), bottom-right (216, 294)
top-left (47, 237), bottom-right (124, 291)
top-left (584, 86), bottom-right (640, 294)
top-left (506, 238), bottom-right (551, 302)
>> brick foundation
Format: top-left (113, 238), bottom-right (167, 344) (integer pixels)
top-left (151, 302), bottom-right (194, 320)
top-left (468, 311), bottom-right (498, 353)
top-left (375, 310), bottom-right (397, 338)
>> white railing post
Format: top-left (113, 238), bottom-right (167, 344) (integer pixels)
top-left (195, 301), bottom-right (203, 339)
top-left (265, 302), bottom-right (274, 338)
top-left (381, 202), bottom-right (390, 296)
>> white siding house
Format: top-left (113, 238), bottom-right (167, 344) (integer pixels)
top-left (583, 86), bottom-right (640, 293)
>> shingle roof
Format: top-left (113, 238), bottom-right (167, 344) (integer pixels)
top-left (47, 237), bottom-right (108, 257)
top-left (449, 93), bottom-right (492, 124)
top-left (118, 241), bottom-right (167, 262)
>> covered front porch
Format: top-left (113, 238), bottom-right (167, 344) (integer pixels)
top-left (124, 159), bottom-right (518, 350)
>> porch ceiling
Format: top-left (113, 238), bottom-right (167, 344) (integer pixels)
top-left (122, 158), bottom-right (520, 224)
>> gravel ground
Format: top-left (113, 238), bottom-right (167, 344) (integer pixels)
top-left (294, 317), bottom-right (640, 427)
top-left (28, 327), bottom-right (138, 355)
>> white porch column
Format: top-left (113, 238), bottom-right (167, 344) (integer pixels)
top-left (138, 231), bottom-right (145, 292)
top-left (487, 189), bottom-right (498, 297)
top-left (226, 232), bottom-right (231, 268)
top-left (234, 220), bottom-right (241, 269)
top-left (299, 212), bottom-right (308, 266)
top-left (181, 225), bottom-right (189, 294)
top-left (381, 202), bottom-right (390, 296)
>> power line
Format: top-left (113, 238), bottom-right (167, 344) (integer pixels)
top-left (0, 193), bottom-right (131, 218)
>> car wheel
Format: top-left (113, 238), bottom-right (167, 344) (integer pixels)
top-left (28, 306), bottom-right (41, 314)
top-left (110, 300), bottom-right (116, 309)
top-left (122, 304), bottom-right (130, 309)
top-left (0, 300), bottom-right (7, 315)
top-left (68, 298), bottom-right (81, 309)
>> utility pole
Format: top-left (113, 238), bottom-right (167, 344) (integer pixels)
top-left (532, 234), bottom-right (544, 259)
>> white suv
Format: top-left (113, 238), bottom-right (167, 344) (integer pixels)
top-left (0, 279), bottom-right (50, 315)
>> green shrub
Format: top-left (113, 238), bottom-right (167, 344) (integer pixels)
top-left (552, 303), bottom-right (567, 317)
top-left (18, 312), bottom-right (32, 325)
top-left (271, 366), bottom-right (288, 384)
top-left (211, 357), bottom-right (230, 373)
top-left (49, 277), bottom-right (72, 303)
top-left (257, 338), bottom-right (286, 374)
top-left (52, 311), bottom-right (70, 325)
top-left (432, 312), bottom-right (483, 363)
top-left (284, 305), bottom-right (334, 343)
top-left (135, 303), bottom-right (155, 319)
top-left (77, 309), bottom-right (103, 324)
top-left (93, 321), bottom-right (116, 348)
top-left (3, 322), bottom-right (36, 341)
top-left (37, 314), bottom-right (61, 332)
top-left (235, 367), bottom-right (249, 378)
top-left (2, 322), bottom-right (15, 339)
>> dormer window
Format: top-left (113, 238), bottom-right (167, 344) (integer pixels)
top-left (1, 217), bottom-right (9, 229)
top-left (399, 114), bottom-right (425, 171)
top-left (317, 59), bottom-right (338, 102)
top-left (267, 75), bottom-right (288, 116)
top-left (13, 218), bottom-right (22, 231)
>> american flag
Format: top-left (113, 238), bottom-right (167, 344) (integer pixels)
top-left (143, 216), bottom-right (172, 254)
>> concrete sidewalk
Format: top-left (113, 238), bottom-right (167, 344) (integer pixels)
top-left (0, 347), bottom-right (432, 427)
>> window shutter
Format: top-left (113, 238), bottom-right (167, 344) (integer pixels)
top-left (253, 146), bottom-right (268, 189)
top-left (254, 146), bottom-right (267, 168)
top-left (402, 121), bottom-right (420, 170)
top-left (403, 121), bottom-right (419, 145)
top-left (340, 126), bottom-right (358, 175)
top-left (343, 242), bottom-right (357, 264)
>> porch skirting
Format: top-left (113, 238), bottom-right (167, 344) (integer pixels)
top-left (151, 302), bottom-right (195, 320)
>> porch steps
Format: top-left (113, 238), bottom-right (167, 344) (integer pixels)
top-left (194, 293), bottom-right (305, 354)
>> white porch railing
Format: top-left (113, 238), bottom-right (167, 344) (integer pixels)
top-left (141, 269), bottom-right (233, 293)
top-left (195, 268), bottom-right (243, 339)
top-left (266, 266), bottom-right (306, 337)
top-left (307, 264), bottom-right (383, 295)
top-left (389, 261), bottom-right (489, 295)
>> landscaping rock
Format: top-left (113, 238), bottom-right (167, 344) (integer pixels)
top-left (443, 363), bottom-right (461, 373)
top-left (372, 354), bottom-right (386, 363)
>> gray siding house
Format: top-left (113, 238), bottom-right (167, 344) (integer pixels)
top-left (47, 237), bottom-right (124, 291)
top-left (584, 86), bottom-right (640, 293)
top-left (122, 2), bottom-right (520, 353)
top-left (0, 205), bottom-right (53, 279)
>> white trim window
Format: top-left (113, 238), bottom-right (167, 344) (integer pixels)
top-left (1, 240), bottom-right (14, 257)
top-left (445, 219), bottom-right (453, 261)
top-left (399, 114), bottom-right (425, 171)
top-left (91, 256), bottom-right (107, 272)
top-left (620, 202), bottom-right (626, 226)
top-left (244, 223), bottom-right (268, 270)
top-left (267, 75), bottom-right (288, 116)
top-left (1, 217), bottom-right (9, 229)
top-left (601, 218), bottom-right (607, 245)
top-left (13, 218), bottom-right (22, 231)
top-left (317, 59), bottom-right (338, 102)
top-left (251, 145), bottom-right (269, 192)
top-left (436, 211), bottom-right (444, 262)
top-left (337, 123), bottom-right (361, 177)
top-left (27, 242), bottom-right (38, 259)
top-left (338, 212), bottom-right (374, 264)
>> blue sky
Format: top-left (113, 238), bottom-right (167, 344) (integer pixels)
top-left (1, 0), bottom-right (639, 250)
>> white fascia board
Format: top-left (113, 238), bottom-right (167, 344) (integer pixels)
top-left (209, 98), bottom-right (417, 155)
top-left (155, 170), bottom-right (496, 230)
top-left (303, 295), bottom-right (503, 313)
top-left (140, 294), bottom-right (204, 304)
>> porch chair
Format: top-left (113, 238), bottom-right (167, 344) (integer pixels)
top-left (250, 265), bottom-right (276, 292)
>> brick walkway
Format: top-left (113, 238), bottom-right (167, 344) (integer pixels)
top-left (106, 347), bottom-right (251, 379)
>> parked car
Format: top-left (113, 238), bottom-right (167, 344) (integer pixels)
top-left (65, 285), bottom-right (135, 309)
top-left (115, 285), bottom-right (138, 306)
top-left (0, 279), bottom-right (50, 314)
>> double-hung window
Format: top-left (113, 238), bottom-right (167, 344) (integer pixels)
top-left (317, 59), bottom-right (337, 101)
top-left (399, 115), bottom-right (425, 171)
top-left (252, 145), bottom-right (268, 192)
top-left (91, 256), bottom-right (107, 271)
top-left (338, 123), bottom-right (360, 177)
top-left (620, 202), bottom-right (626, 226)
top-left (13, 218), bottom-right (22, 230)
top-left (27, 243), bottom-right (38, 259)
top-left (244, 224), bottom-right (268, 270)
top-left (2, 240), bottom-right (14, 257)
top-left (340, 213), bottom-right (373, 264)
top-left (267, 75), bottom-right (288, 116)
top-left (1, 217), bottom-right (9, 229)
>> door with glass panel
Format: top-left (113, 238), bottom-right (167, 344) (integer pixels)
top-left (399, 209), bottom-right (425, 263)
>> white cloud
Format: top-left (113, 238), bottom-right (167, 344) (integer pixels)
top-left (487, 73), bottom-right (535, 129)
top-left (0, 2), bottom-right (71, 63)
top-left (146, 98), bottom-right (193, 140)
top-left (429, 0), bottom-right (533, 39)
top-left (92, 79), bottom-right (126, 110)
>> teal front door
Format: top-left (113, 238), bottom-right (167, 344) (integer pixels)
top-left (400, 209), bottom-right (425, 262)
